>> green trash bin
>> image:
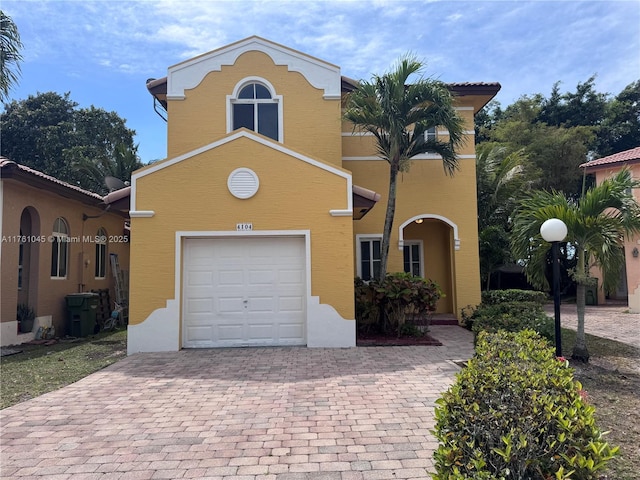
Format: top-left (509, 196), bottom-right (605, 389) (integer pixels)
top-left (585, 279), bottom-right (598, 306)
top-left (65, 293), bottom-right (99, 337)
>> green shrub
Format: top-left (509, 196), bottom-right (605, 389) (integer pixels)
top-left (470, 301), bottom-right (555, 341)
top-left (354, 274), bottom-right (441, 336)
top-left (432, 330), bottom-right (618, 480)
top-left (481, 289), bottom-right (548, 305)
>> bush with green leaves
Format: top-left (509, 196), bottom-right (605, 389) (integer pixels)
top-left (481, 289), bottom-right (548, 305)
top-left (354, 273), bottom-right (441, 336)
top-left (468, 301), bottom-right (555, 341)
top-left (432, 330), bottom-right (618, 480)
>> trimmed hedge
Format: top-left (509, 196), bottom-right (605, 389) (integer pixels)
top-left (469, 301), bottom-right (555, 341)
top-left (432, 330), bottom-right (618, 480)
top-left (481, 289), bottom-right (548, 305)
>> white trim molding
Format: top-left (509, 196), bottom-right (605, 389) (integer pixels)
top-left (166, 36), bottom-right (341, 100)
top-left (398, 214), bottom-right (460, 251)
top-left (130, 129), bottom-right (353, 215)
top-left (129, 210), bottom-right (155, 218)
top-left (343, 154), bottom-right (476, 161)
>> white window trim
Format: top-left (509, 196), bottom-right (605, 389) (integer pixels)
top-left (95, 228), bottom-right (107, 280)
top-left (226, 76), bottom-right (284, 142)
top-left (51, 218), bottom-right (69, 279)
top-left (356, 234), bottom-right (383, 280)
top-left (403, 240), bottom-right (424, 278)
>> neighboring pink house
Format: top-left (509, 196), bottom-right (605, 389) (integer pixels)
top-left (581, 147), bottom-right (640, 312)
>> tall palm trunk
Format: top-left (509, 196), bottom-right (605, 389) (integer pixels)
top-left (379, 159), bottom-right (400, 280)
top-left (572, 248), bottom-right (590, 362)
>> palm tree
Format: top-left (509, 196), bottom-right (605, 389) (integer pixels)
top-left (0, 11), bottom-right (23, 102)
top-left (476, 144), bottom-right (528, 289)
top-left (343, 56), bottom-right (465, 279)
top-left (75, 143), bottom-right (144, 194)
top-left (511, 168), bottom-right (640, 361)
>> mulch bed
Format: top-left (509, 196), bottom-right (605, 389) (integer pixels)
top-left (357, 333), bottom-right (442, 346)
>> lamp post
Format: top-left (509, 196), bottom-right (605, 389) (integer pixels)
top-left (540, 218), bottom-right (568, 357)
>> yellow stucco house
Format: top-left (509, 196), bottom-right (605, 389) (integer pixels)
top-left (582, 146), bottom-right (640, 313)
top-left (128, 36), bottom-right (499, 353)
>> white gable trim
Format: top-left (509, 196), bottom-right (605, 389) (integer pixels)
top-left (398, 214), bottom-right (461, 251)
top-left (130, 130), bottom-right (352, 213)
top-left (167, 36), bottom-right (341, 100)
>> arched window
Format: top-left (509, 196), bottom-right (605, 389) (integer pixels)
top-left (51, 217), bottom-right (69, 278)
top-left (95, 228), bottom-right (107, 279)
top-left (229, 79), bottom-right (281, 141)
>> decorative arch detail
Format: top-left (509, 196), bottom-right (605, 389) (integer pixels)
top-left (398, 214), bottom-right (460, 251)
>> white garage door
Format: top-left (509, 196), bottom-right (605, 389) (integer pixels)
top-left (183, 236), bottom-right (306, 347)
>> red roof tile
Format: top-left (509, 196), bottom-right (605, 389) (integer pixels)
top-left (0, 157), bottom-right (104, 201)
top-left (581, 147), bottom-right (640, 169)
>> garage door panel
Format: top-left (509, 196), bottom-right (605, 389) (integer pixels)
top-left (183, 237), bottom-right (306, 348)
top-left (279, 296), bottom-right (304, 312)
top-left (248, 269), bottom-right (275, 285)
top-left (218, 323), bottom-right (244, 341)
top-left (248, 296), bottom-right (275, 312)
top-left (186, 271), bottom-right (214, 287)
top-left (218, 296), bottom-right (244, 313)
top-left (185, 298), bottom-right (214, 314)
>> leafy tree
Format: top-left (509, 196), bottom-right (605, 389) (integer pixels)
top-left (538, 76), bottom-right (608, 129)
top-left (0, 10), bottom-right (23, 102)
top-left (596, 80), bottom-right (640, 156)
top-left (343, 56), bottom-right (465, 279)
top-left (510, 169), bottom-right (640, 362)
top-left (474, 99), bottom-right (503, 143)
top-left (489, 97), bottom-right (595, 199)
top-left (0, 91), bottom-right (137, 192)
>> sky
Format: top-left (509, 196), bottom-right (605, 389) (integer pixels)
top-left (2, 0), bottom-right (639, 164)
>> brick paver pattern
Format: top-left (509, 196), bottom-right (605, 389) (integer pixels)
top-left (0, 326), bottom-right (474, 480)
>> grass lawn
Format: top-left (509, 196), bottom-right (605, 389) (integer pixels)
top-left (561, 329), bottom-right (640, 480)
top-left (1, 328), bottom-right (127, 409)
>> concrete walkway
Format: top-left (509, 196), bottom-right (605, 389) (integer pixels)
top-left (544, 303), bottom-right (640, 348)
top-left (0, 326), bottom-right (474, 480)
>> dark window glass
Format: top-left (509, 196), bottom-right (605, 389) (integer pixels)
top-left (361, 241), bottom-right (371, 280)
top-left (51, 238), bottom-right (59, 276)
top-left (238, 84), bottom-right (254, 99)
top-left (59, 238), bottom-right (67, 277)
top-left (233, 104), bottom-right (254, 130)
top-left (255, 84), bottom-right (271, 99)
top-left (403, 246), bottom-right (410, 273)
top-left (258, 103), bottom-right (278, 140)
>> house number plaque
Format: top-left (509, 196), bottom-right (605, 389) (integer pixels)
top-left (236, 223), bottom-right (253, 231)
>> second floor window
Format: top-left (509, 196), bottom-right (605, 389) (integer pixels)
top-left (231, 81), bottom-right (279, 141)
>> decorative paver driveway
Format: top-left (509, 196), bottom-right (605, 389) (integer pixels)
top-left (1, 326), bottom-right (473, 480)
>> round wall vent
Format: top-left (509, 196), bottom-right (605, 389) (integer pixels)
top-left (227, 168), bottom-right (259, 199)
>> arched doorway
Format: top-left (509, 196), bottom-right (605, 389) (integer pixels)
top-left (18, 207), bottom-right (40, 312)
top-left (399, 215), bottom-right (457, 314)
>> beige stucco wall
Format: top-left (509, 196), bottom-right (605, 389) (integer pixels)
top-left (167, 50), bottom-right (342, 167)
top-left (591, 163), bottom-right (640, 312)
top-left (1, 179), bottom-right (130, 340)
top-left (129, 134), bottom-right (354, 334)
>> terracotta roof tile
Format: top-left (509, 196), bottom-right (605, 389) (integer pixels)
top-left (581, 147), bottom-right (640, 169)
top-left (0, 157), bottom-right (103, 201)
